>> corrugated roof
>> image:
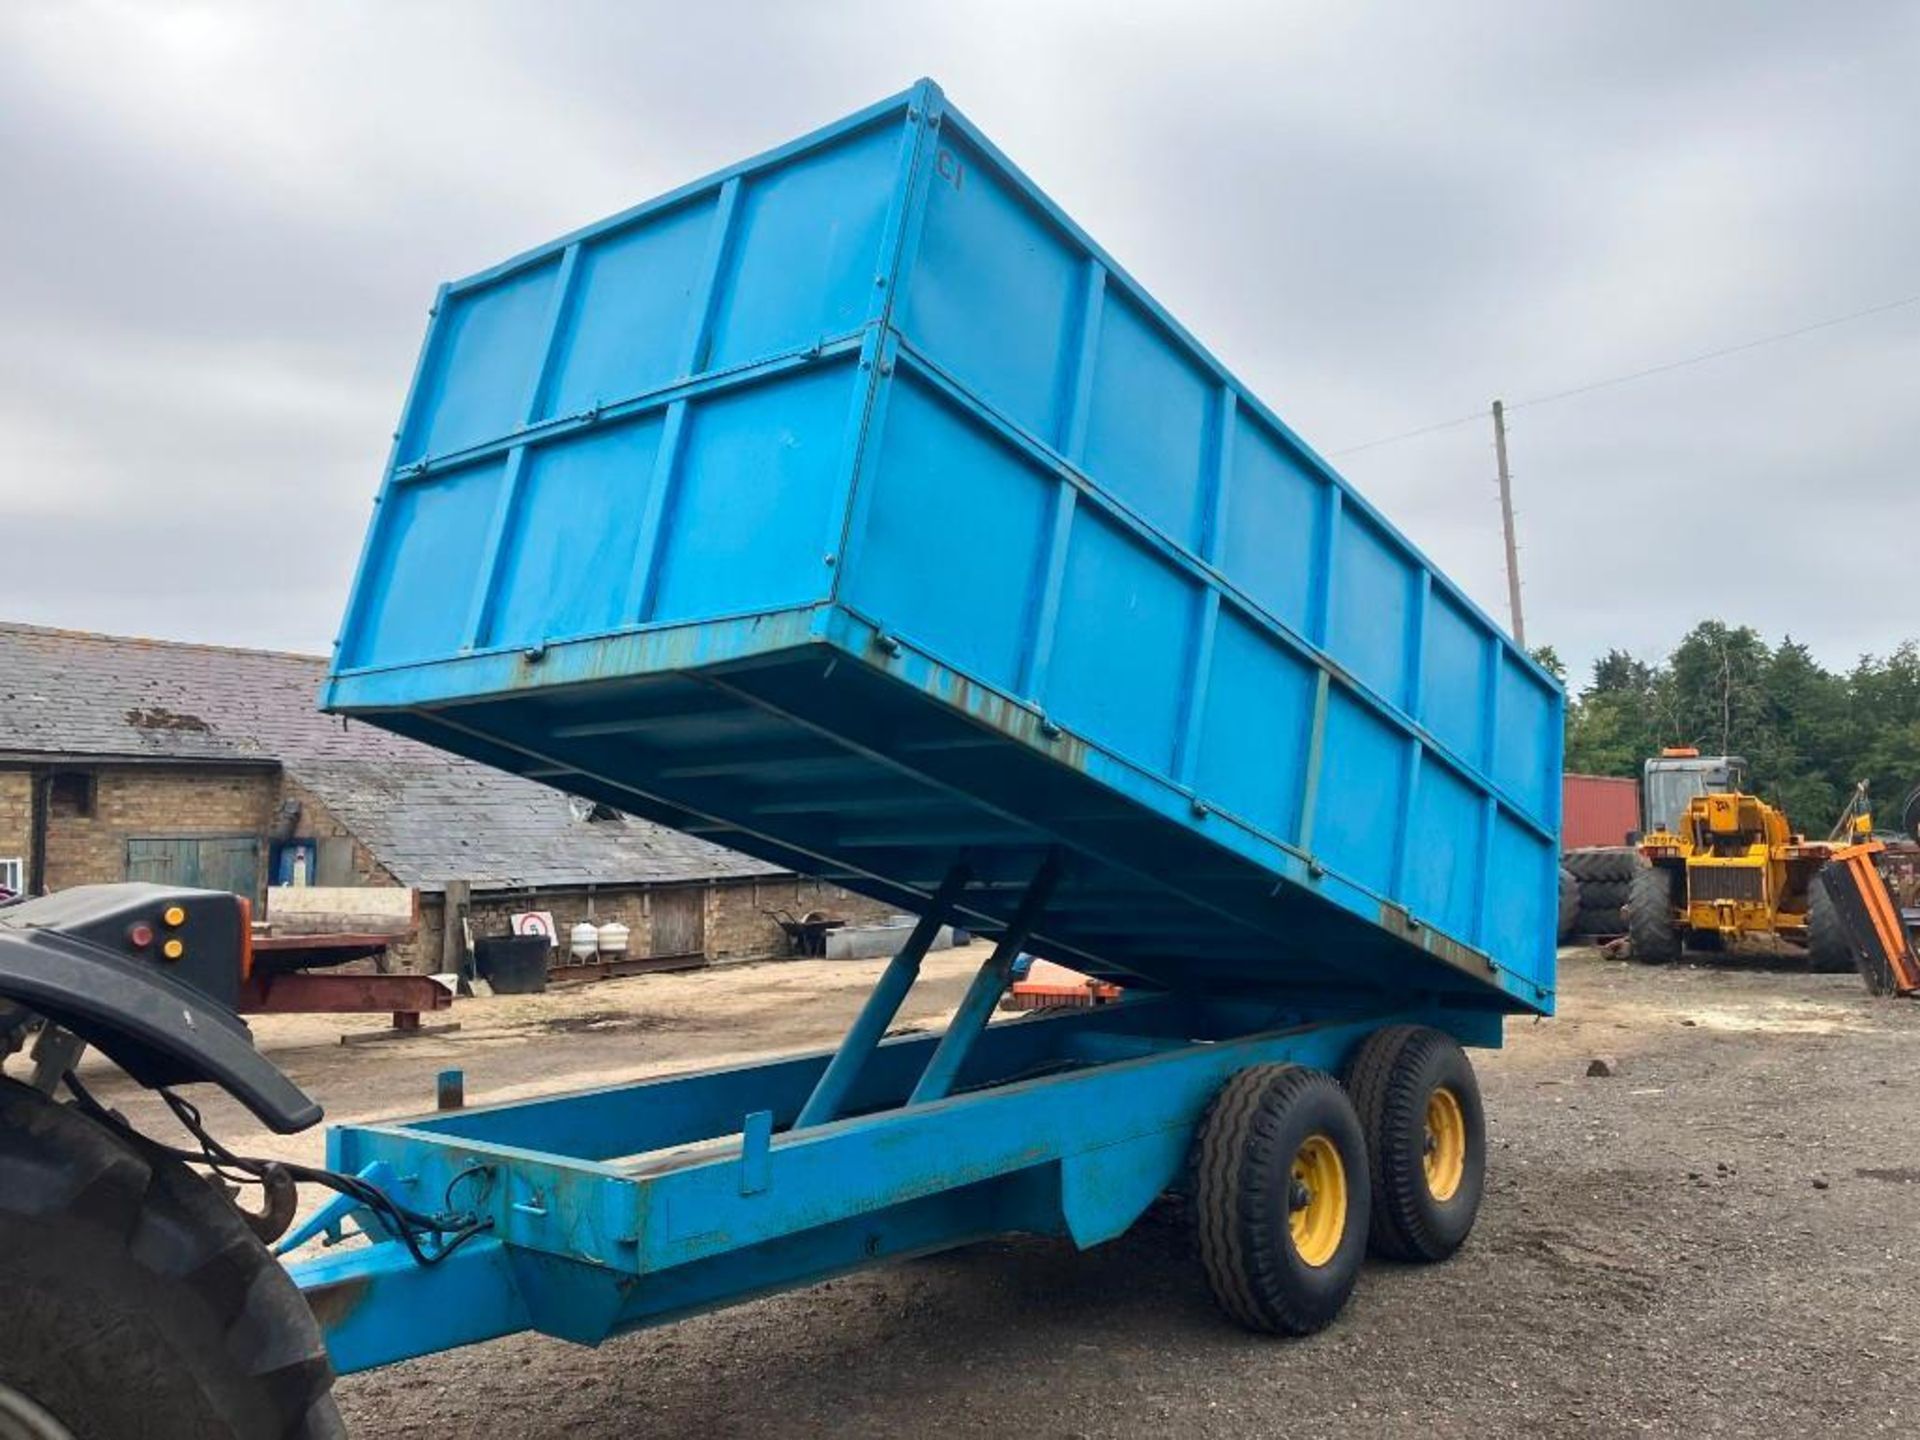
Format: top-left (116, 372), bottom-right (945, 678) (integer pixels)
top-left (0, 623), bottom-right (782, 891)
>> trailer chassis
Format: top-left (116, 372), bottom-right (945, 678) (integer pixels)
top-left (291, 865), bottom-right (1502, 1373)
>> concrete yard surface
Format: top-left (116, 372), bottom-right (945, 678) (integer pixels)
top-left (79, 944), bottom-right (1920, 1438)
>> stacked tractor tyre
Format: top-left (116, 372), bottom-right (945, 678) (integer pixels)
top-left (1562, 847), bottom-right (1642, 938)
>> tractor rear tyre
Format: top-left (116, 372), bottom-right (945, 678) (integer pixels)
top-left (0, 1079), bottom-right (343, 1440)
top-left (1806, 878), bottom-right (1854, 974)
top-left (1342, 1027), bottom-right (1485, 1262)
top-left (1193, 1064), bottom-right (1369, 1335)
top-left (1627, 864), bottom-right (1682, 964)
top-left (1557, 868), bottom-right (1579, 942)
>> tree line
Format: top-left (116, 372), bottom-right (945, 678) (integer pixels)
top-left (1532, 621), bottom-right (1920, 836)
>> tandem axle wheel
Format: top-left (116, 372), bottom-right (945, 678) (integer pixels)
top-left (1193, 1027), bottom-right (1487, 1334)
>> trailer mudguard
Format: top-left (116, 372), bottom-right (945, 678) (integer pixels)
top-left (0, 885), bottom-right (321, 1134)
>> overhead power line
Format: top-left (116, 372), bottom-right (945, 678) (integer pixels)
top-left (1330, 289), bottom-right (1920, 458)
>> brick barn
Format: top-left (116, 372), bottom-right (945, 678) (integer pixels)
top-left (0, 623), bottom-right (893, 971)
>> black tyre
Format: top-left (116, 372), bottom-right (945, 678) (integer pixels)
top-left (1806, 877), bottom-right (1854, 974)
top-left (1578, 878), bottom-right (1633, 911)
top-left (1343, 1027), bottom-right (1486, 1262)
top-left (1858, 939), bottom-right (1899, 998)
top-left (0, 1079), bottom-right (342, 1440)
top-left (1564, 847), bottom-right (1638, 884)
top-left (1576, 904), bottom-right (1626, 936)
top-left (1556, 867), bottom-right (1579, 942)
top-left (1193, 1064), bottom-right (1369, 1335)
top-left (1627, 863), bottom-right (1682, 963)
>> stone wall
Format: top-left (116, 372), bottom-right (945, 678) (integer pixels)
top-left (398, 876), bottom-right (900, 975)
top-left (32, 765), bottom-right (278, 894)
top-left (0, 771), bottom-right (30, 890)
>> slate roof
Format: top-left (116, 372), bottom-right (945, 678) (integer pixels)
top-left (0, 623), bottom-right (784, 892)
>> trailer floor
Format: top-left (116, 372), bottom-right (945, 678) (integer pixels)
top-left (78, 944), bottom-right (1920, 1438)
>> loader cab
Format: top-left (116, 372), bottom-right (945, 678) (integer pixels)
top-left (1643, 749), bottom-right (1748, 840)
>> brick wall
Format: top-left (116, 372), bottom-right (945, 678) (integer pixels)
top-left (39, 765), bottom-right (278, 893)
top-left (0, 771), bottom-right (30, 891)
top-left (706, 877), bottom-right (901, 961)
top-left (400, 876), bottom-right (900, 975)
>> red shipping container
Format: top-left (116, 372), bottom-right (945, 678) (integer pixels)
top-left (1562, 773), bottom-right (1640, 851)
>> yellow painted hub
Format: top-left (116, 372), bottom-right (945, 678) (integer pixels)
top-left (1423, 1086), bottom-right (1467, 1202)
top-left (1287, 1134), bottom-right (1348, 1267)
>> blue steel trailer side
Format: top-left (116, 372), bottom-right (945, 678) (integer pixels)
top-left (289, 80), bottom-right (1564, 1369)
top-left (294, 994), bottom-right (1504, 1371)
top-left (322, 77), bottom-right (1563, 1020)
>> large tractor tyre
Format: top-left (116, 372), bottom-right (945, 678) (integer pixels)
top-left (1576, 904), bottom-right (1626, 937)
top-left (1342, 1027), bottom-right (1486, 1263)
top-left (1193, 1064), bottom-right (1370, 1336)
top-left (1857, 940), bottom-right (1899, 998)
top-left (1627, 865), bottom-right (1683, 964)
top-left (1806, 879), bottom-right (1854, 974)
top-left (1556, 868), bottom-right (1579, 942)
top-left (1564, 847), bottom-right (1639, 884)
top-left (0, 1079), bottom-right (343, 1440)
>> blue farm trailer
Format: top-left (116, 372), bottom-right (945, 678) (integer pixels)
top-left (0, 80), bottom-right (1560, 1437)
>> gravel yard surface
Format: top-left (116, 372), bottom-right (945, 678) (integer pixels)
top-left (84, 943), bottom-right (1920, 1438)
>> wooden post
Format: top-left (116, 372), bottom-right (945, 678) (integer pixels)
top-left (441, 880), bottom-right (471, 978)
top-left (1492, 399), bottom-right (1526, 647)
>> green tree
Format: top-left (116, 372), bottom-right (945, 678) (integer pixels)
top-left (1565, 648), bottom-right (1662, 776)
top-left (1553, 623), bottom-right (1920, 836)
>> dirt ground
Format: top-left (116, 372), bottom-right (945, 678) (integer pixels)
top-left (81, 943), bottom-right (1920, 1438)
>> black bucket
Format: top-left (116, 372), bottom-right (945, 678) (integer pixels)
top-left (474, 935), bottom-right (551, 995)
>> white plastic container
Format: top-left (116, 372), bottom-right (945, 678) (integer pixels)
top-left (596, 920), bottom-right (631, 957)
top-left (568, 921), bottom-right (601, 962)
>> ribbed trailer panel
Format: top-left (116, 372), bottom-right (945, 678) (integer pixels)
top-left (326, 80), bottom-right (1562, 1016)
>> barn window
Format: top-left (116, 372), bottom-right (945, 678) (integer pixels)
top-left (47, 771), bottom-right (96, 818)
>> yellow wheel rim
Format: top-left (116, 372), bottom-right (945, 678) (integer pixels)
top-left (1424, 1086), bottom-right (1467, 1202)
top-left (1287, 1134), bottom-right (1348, 1267)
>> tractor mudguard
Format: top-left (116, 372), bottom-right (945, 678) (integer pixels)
top-left (0, 885), bottom-right (321, 1134)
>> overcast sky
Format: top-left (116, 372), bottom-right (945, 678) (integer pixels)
top-left (2, 1), bottom-right (1915, 686)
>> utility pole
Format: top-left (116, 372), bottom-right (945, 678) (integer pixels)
top-left (1491, 399), bottom-right (1526, 647)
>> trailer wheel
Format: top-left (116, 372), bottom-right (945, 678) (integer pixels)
top-left (1192, 1064), bottom-right (1368, 1335)
top-left (0, 1079), bottom-right (343, 1440)
top-left (1627, 864), bottom-right (1682, 963)
top-left (1343, 1027), bottom-right (1485, 1262)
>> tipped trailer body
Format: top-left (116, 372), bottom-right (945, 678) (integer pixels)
top-left (325, 79), bottom-right (1562, 1014)
top-left (0, 81), bottom-right (1562, 1429)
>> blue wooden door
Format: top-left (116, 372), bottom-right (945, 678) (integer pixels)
top-left (125, 836), bottom-right (261, 900)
